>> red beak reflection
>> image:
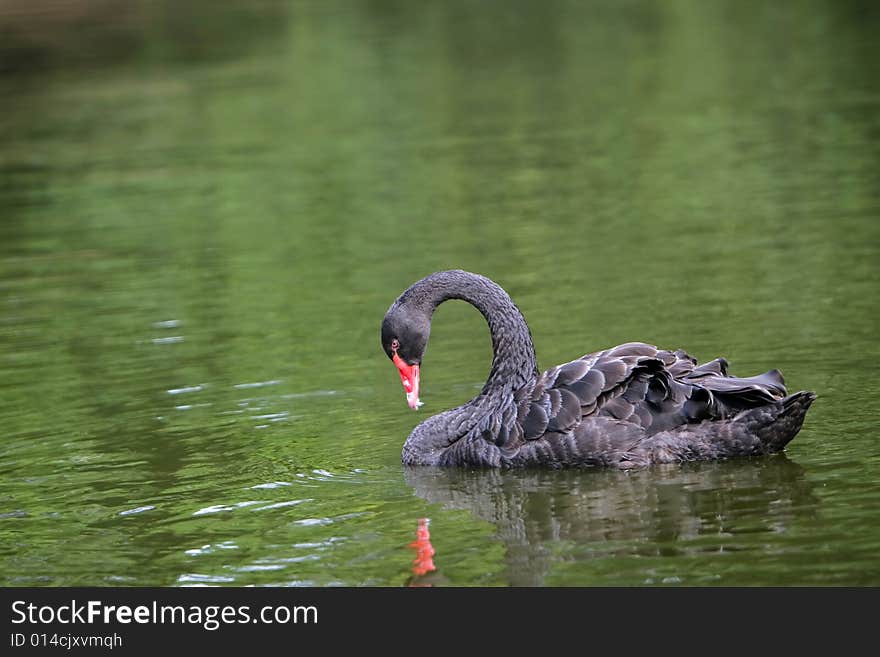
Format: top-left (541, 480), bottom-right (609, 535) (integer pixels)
top-left (409, 518), bottom-right (436, 577)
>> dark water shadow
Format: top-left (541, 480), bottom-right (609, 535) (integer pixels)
top-left (405, 455), bottom-right (818, 585)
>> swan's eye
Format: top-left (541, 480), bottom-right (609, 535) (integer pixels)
top-left (391, 338), bottom-right (400, 353)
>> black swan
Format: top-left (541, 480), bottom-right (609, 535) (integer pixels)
top-left (381, 270), bottom-right (816, 468)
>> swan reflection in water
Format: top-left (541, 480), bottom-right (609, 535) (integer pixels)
top-left (405, 455), bottom-right (817, 585)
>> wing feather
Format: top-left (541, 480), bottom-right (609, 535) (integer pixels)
top-left (507, 343), bottom-right (793, 458)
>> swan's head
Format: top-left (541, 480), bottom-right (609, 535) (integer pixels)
top-left (381, 303), bottom-right (431, 410)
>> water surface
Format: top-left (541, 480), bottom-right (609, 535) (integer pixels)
top-left (1, 0), bottom-right (878, 586)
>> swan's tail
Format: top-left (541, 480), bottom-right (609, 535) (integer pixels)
top-left (752, 390), bottom-right (817, 452)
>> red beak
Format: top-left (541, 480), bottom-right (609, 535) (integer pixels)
top-left (392, 352), bottom-right (421, 410)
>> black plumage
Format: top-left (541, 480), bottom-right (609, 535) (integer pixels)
top-left (383, 270), bottom-right (816, 469)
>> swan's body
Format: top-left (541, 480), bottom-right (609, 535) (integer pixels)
top-left (381, 270), bottom-right (815, 469)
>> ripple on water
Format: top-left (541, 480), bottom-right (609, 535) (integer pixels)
top-left (233, 380), bottom-right (281, 389)
top-left (234, 564), bottom-right (287, 572)
top-left (176, 573), bottom-right (237, 585)
top-left (192, 501), bottom-right (262, 516)
top-left (292, 512), bottom-right (367, 527)
top-left (191, 498), bottom-right (312, 516)
top-left (280, 390), bottom-right (337, 399)
top-left (151, 336), bottom-right (184, 344)
top-left (185, 541), bottom-right (239, 557)
top-left (174, 403), bottom-right (211, 411)
top-left (167, 385), bottom-right (205, 395)
top-left (233, 556), bottom-right (322, 574)
top-left (251, 412), bottom-right (290, 422)
top-left (249, 481), bottom-right (292, 490)
top-left (119, 505), bottom-right (155, 516)
top-left (292, 537), bottom-right (346, 550)
top-left (253, 499), bottom-right (312, 511)
top-left (298, 468), bottom-right (358, 482)
top-left (264, 555), bottom-right (321, 564)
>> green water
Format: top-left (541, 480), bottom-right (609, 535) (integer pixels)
top-left (1, 0), bottom-right (878, 586)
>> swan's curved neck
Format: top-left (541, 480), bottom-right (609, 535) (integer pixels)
top-left (402, 270), bottom-right (539, 394)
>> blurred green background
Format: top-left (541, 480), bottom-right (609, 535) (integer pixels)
top-left (0, 0), bottom-right (878, 586)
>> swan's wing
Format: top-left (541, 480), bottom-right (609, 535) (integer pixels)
top-left (513, 342), bottom-right (672, 438)
top-left (512, 341), bottom-right (789, 444)
top-left (681, 361), bottom-right (787, 410)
